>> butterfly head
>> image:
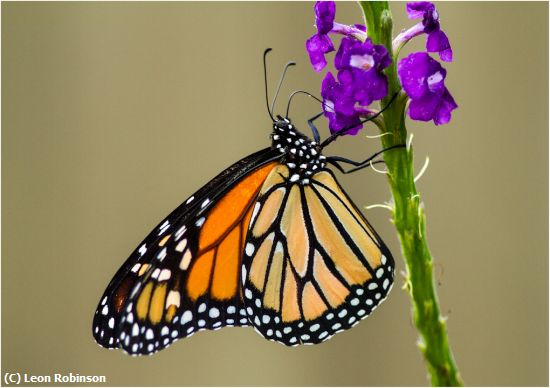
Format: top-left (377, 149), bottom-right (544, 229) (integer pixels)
top-left (271, 115), bottom-right (326, 185)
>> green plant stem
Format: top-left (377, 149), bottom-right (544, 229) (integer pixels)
top-left (359, 2), bottom-right (463, 386)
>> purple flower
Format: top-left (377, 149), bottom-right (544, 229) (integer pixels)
top-left (306, 1), bottom-right (336, 72)
top-left (320, 72), bottom-right (363, 135)
top-left (394, 2), bottom-right (452, 62)
top-left (314, 1), bottom-right (336, 34)
top-left (304, 40), bottom-right (334, 74)
top-left (317, 37), bottom-right (392, 135)
top-left (335, 37), bottom-right (391, 106)
top-left (398, 52), bottom-right (457, 125)
top-left (306, 34), bottom-right (335, 72)
top-left (306, 1), bottom-right (368, 72)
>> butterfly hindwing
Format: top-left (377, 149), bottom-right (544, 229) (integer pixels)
top-left (241, 166), bottom-right (394, 346)
top-left (93, 148), bottom-right (280, 355)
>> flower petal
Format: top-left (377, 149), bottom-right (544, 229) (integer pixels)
top-left (399, 52), bottom-right (457, 125)
top-left (314, 1), bottom-right (336, 35)
top-left (427, 30), bottom-right (453, 62)
top-left (406, 2), bottom-right (435, 19)
top-left (434, 89), bottom-right (458, 125)
top-left (306, 34), bottom-right (335, 72)
top-left (398, 52), bottom-right (443, 99)
top-left (408, 93), bottom-right (440, 122)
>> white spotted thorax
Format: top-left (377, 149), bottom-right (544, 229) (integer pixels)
top-left (271, 117), bottom-right (326, 185)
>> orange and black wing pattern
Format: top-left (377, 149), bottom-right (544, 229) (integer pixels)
top-left (241, 165), bottom-right (394, 345)
top-left (92, 148), bottom-right (279, 355)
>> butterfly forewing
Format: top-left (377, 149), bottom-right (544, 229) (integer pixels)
top-left (241, 167), bottom-right (394, 346)
top-left (93, 148), bottom-right (280, 355)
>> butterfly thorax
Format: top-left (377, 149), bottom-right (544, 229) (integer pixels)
top-left (271, 117), bottom-right (326, 185)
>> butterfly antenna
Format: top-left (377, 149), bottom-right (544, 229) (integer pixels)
top-left (271, 61), bottom-right (296, 117)
top-left (320, 93), bottom-right (399, 148)
top-left (286, 90), bottom-right (326, 117)
top-left (263, 48), bottom-right (275, 121)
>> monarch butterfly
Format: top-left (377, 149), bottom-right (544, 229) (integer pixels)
top-left (93, 49), bottom-right (401, 355)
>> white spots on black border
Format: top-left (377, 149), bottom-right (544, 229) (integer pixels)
top-left (383, 278), bottom-right (390, 290)
top-left (157, 247), bottom-right (167, 261)
top-left (158, 220), bottom-right (170, 235)
top-left (175, 238), bottom-right (188, 252)
top-left (195, 217), bottom-right (205, 227)
top-left (245, 243), bottom-right (255, 257)
top-left (138, 244), bottom-right (147, 256)
top-left (181, 311), bottom-right (193, 325)
top-left (158, 269), bottom-right (171, 281)
top-left (209, 307), bottom-right (220, 319)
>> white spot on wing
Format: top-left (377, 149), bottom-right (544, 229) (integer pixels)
top-left (179, 249), bottom-right (193, 270)
top-left (181, 311), bottom-right (193, 325)
top-left (251, 202), bottom-right (261, 225)
top-left (198, 303), bottom-right (206, 313)
top-left (138, 244), bottom-right (147, 256)
top-left (245, 243), bottom-right (255, 256)
top-left (158, 269), bottom-right (171, 281)
top-left (175, 238), bottom-right (187, 252)
top-left (166, 290), bottom-right (181, 307)
top-left (309, 323), bottom-right (320, 332)
top-left (159, 220), bottom-right (170, 235)
top-left (157, 247), bottom-right (167, 261)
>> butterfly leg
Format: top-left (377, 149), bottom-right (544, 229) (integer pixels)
top-left (327, 157), bottom-right (386, 174)
top-left (307, 112), bottom-right (324, 144)
top-left (326, 144), bottom-right (405, 174)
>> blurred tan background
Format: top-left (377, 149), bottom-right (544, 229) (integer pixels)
top-left (2, 2), bottom-right (548, 386)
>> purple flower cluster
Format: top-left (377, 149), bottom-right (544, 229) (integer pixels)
top-left (306, 2), bottom-right (389, 134)
top-left (305, 1), bottom-right (457, 133)
top-left (305, 2), bottom-right (336, 72)
top-left (396, 2), bottom-right (457, 125)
